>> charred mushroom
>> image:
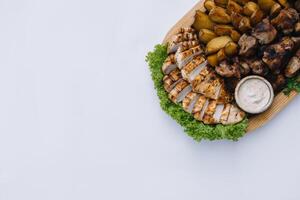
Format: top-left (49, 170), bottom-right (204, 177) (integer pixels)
top-left (238, 34), bottom-right (258, 57)
top-left (252, 18), bottom-right (277, 44)
top-left (271, 8), bottom-right (299, 35)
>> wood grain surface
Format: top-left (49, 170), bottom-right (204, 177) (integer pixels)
top-left (162, 0), bottom-right (298, 132)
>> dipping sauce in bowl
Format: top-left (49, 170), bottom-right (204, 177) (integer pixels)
top-left (235, 76), bottom-right (274, 114)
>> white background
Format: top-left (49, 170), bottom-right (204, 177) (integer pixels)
top-left (0, 0), bottom-right (299, 199)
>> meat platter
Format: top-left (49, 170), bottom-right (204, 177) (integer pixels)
top-left (146, 0), bottom-right (299, 141)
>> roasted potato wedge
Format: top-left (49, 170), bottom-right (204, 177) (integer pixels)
top-left (209, 7), bottom-right (231, 24)
top-left (230, 30), bottom-right (241, 42)
top-left (278, 0), bottom-right (290, 8)
top-left (258, 0), bottom-right (276, 12)
top-left (224, 41), bottom-right (238, 56)
top-left (227, 0), bottom-right (243, 14)
top-left (250, 9), bottom-right (265, 26)
top-left (243, 2), bottom-right (259, 16)
top-left (206, 36), bottom-right (233, 55)
top-left (231, 0), bottom-right (251, 5)
top-left (270, 3), bottom-right (281, 18)
top-left (193, 10), bottom-right (215, 31)
top-left (204, 0), bottom-right (216, 12)
top-left (238, 17), bottom-right (252, 33)
top-left (199, 29), bottom-right (217, 44)
top-left (214, 24), bottom-right (234, 36)
top-left (231, 12), bottom-right (244, 28)
top-left (295, 22), bottom-right (300, 34)
top-left (207, 54), bottom-right (219, 67)
top-left (214, 0), bottom-right (228, 8)
top-left (217, 48), bottom-right (227, 61)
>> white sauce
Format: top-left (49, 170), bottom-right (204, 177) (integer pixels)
top-left (237, 79), bottom-right (271, 113)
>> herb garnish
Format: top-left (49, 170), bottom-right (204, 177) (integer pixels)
top-left (284, 75), bottom-right (300, 95)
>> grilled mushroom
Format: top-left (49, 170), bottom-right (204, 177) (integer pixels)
top-left (215, 60), bottom-right (240, 78)
top-left (252, 18), bottom-right (277, 44)
top-left (262, 37), bottom-right (294, 72)
top-left (271, 8), bottom-right (299, 35)
top-left (238, 34), bottom-right (258, 57)
top-left (285, 49), bottom-right (300, 78)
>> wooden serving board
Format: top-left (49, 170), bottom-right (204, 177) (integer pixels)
top-left (163, 0), bottom-right (298, 132)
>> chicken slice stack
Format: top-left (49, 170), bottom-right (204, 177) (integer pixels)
top-left (162, 27), bottom-right (245, 125)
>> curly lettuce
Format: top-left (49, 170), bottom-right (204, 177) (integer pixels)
top-left (146, 44), bottom-right (248, 142)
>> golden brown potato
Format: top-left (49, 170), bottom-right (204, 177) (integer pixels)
top-left (277, 0), bottom-right (290, 8)
top-left (214, 0), bottom-right (228, 8)
top-left (243, 2), bottom-right (259, 16)
top-left (209, 7), bottom-right (231, 24)
top-left (217, 48), bottom-right (227, 61)
top-left (270, 3), bottom-right (281, 17)
top-left (193, 10), bottom-right (216, 31)
top-left (198, 29), bottom-right (217, 44)
top-left (238, 17), bottom-right (252, 32)
top-left (231, 12), bottom-right (244, 28)
top-left (231, 0), bottom-right (251, 5)
top-left (206, 36), bottom-right (233, 55)
top-left (224, 41), bottom-right (238, 56)
top-left (230, 30), bottom-right (241, 42)
top-left (295, 22), bottom-right (300, 34)
top-left (213, 25), bottom-right (234, 36)
top-left (227, 0), bottom-right (243, 14)
top-left (250, 9), bottom-right (265, 26)
top-left (258, 0), bottom-right (276, 12)
top-left (204, 0), bottom-right (216, 12)
top-left (207, 54), bottom-right (219, 67)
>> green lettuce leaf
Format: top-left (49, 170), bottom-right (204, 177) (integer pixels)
top-left (146, 44), bottom-right (248, 142)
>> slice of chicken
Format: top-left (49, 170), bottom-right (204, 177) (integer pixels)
top-left (285, 49), bottom-right (300, 78)
top-left (163, 72), bottom-right (182, 93)
top-left (192, 95), bottom-right (207, 114)
top-left (176, 40), bottom-right (200, 54)
top-left (223, 105), bottom-right (246, 125)
top-left (252, 18), bottom-right (277, 45)
top-left (181, 56), bottom-right (206, 82)
top-left (220, 104), bottom-right (231, 124)
top-left (212, 104), bottom-right (225, 124)
top-left (175, 46), bottom-right (204, 69)
top-left (168, 32), bottom-right (198, 53)
top-left (162, 54), bottom-right (177, 75)
top-left (194, 100), bottom-right (209, 122)
top-left (182, 92), bottom-right (199, 113)
top-left (202, 100), bottom-right (218, 125)
top-left (169, 80), bottom-right (192, 103)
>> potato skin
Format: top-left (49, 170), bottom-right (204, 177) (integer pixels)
top-left (213, 25), bottom-right (234, 36)
top-left (227, 0), bottom-right (243, 14)
top-left (207, 54), bottom-right (219, 67)
top-left (238, 17), bottom-right (252, 33)
top-left (224, 41), bottom-right (238, 56)
top-left (230, 30), bottom-right (241, 42)
top-left (258, 0), bottom-right (276, 12)
top-left (250, 9), bottom-right (265, 26)
top-left (243, 2), bottom-right (259, 16)
top-left (214, 0), bottom-right (228, 8)
top-left (209, 7), bottom-right (231, 24)
top-left (204, 0), bottom-right (216, 12)
top-left (270, 3), bottom-right (281, 18)
top-left (231, 12), bottom-right (244, 28)
top-left (231, 0), bottom-right (251, 5)
top-left (193, 10), bottom-right (216, 31)
top-left (199, 29), bottom-right (217, 44)
top-left (217, 48), bottom-right (227, 61)
top-left (206, 36), bottom-right (233, 55)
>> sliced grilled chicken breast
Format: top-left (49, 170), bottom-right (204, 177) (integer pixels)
top-left (220, 104), bottom-right (231, 124)
top-left (162, 54), bottom-right (177, 75)
top-left (223, 105), bottom-right (246, 125)
top-left (168, 32), bottom-right (198, 53)
top-left (176, 40), bottom-right (200, 54)
top-left (203, 100), bottom-right (218, 125)
top-left (194, 99), bottom-right (209, 121)
top-left (182, 92), bottom-right (199, 113)
top-left (176, 46), bottom-right (203, 69)
top-left (181, 56), bottom-right (206, 82)
top-left (212, 104), bottom-right (225, 124)
top-left (192, 95), bottom-right (207, 114)
top-left (168, 80), bottom-right (192, 103)
top-left (163, 69), bottom-right (182, 93)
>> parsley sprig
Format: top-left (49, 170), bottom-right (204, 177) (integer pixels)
top-left (284, 75), bottom-right (300, 95)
